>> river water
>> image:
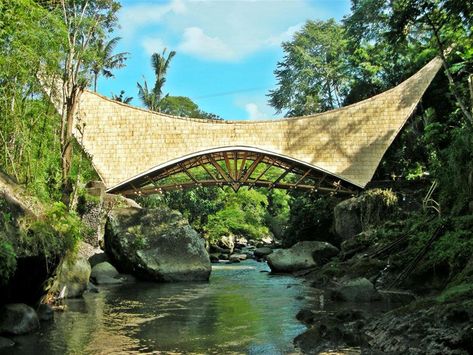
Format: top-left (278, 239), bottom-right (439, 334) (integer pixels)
top-left (8, 260), bottom-right (314, 354)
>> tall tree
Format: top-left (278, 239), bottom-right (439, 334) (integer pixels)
top-left (386, 0), bottom-right (473, 124)
top-left (0, 0), bottom-right (64, 188)
top-left (51, 0), bottom-right (121, 203)
top-left (137, 48), bottom-right (176, 111)
top-left (268, 19), bottom-right (350, 116)
top-left (91, 36), bottom-right (128, 92)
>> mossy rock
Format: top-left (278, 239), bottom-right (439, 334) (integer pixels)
top-left (105, 206), bottom-right (211, 282)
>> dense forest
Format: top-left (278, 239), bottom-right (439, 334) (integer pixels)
top-left (0, 0), bottom-right (472, 290)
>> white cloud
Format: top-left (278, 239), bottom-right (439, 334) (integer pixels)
top-left (118, 0), bottom-right (186, 38)
top-left (245, 103), bottom-right (267, 120)
top-left (141, 37), bottom-right (168, 56)
top-left (121, 0), bottom-right (334, 62)
top-left (265, 23), bottom-right (304, 46)
top-left (177, 27), bottom-right (236, 61)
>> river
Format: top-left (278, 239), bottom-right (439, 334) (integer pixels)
top-left (8, 260), bottom-right (315, 354)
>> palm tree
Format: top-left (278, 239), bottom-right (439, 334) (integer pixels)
top-left (91, 37), bottom-right (128, 92)
top-left (111, 90), bottom-right (133, 104)
top-left (137, 48), bottom-right (176, 111)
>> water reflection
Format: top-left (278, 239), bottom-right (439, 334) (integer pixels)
top-left (7, 261), bottom-right (309, 354)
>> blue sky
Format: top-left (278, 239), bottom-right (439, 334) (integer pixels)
top-left (98, 0), bottom-right (351, 120)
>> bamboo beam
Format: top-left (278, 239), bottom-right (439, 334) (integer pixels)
top-left (269, 166), bottom-right (293, 190)
top-left (208, 155), bottom-right (233, 183)
top-left (233, 151), bottom-right (238, 181)
top-left (237, 151), bottom-right (248, 180)
top-left (240, 155), bottom-right (264, 184)
top-left (178, 162), bottom-right (198, 183)
top-left (201, 162), bottom-right (219, 182)
top-left (121, 180), bottom-right (355, 196)
top-left (223, 152), bottom-right (233, 180)
top-left (249, 160), bottom-right (275, 189)
top-left (294, 169), bottom-right (312, 187)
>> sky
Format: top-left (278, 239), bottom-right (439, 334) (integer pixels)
top-left (98, 0), bottom-right (351, 120)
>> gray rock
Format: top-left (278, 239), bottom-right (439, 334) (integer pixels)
top-left (53, 256), bottom-right (91, 298)
top-left (36, 304), bottom-right (54, 322)
top-left (0, 336), bottom-right (14, 349)
top-left (330, 277), bottom-right (381, 302)
top-left (88, 252), bottom-right (110, 268)
top-left (267, 241), bottom-right (337, 273)
top-left (254, 247), bottom-right (273, 258)
top-left (86, 282), bottom-right (99, 293)
top-left (231, 253), bottom-right (247, 261)
top-left (94, 275), bottom-right (123, 285)
top-left (218, 253), bottom-right (229, 260)
top-left (0, 304), bottom-right (39, 335)
top-left (105, 206), bottom-right (211, 282)
top-left (209, 254), bottom-right (219, 263)
top-left (311, 242), bottom-right (339, 266)
top-left (216, 235), bottom-right (235, 254)
top-left (334, 197), bottom-right (362, 240)
top-left (91, 261), bottom-right (120, 284)
top-left (229, 254), bottom-right (241, 263)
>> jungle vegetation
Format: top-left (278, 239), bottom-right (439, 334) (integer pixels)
top-left (0, 0), bottom-right (472, 268)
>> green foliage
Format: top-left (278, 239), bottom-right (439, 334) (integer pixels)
top-left (161, 187), bottom-right (224, 232)
top-left (436, 283), bottom-right (473, 303)
top-left (359, 188), bottom-right (398, 228)
top-left (264, 189), bottom-right (291, 239)
top-left (204, 188), bottom-right (270, 244)
top-left (268, 19), bottom-right (350, 116)
top-left (160, 96), bottom-right (222, 120)
top-left (436, 127), bottom-right (473, 214)
top-left (137, 49), bottom-right (176, 111)
top-left (27, 202), bottom-right (86, 257)
top-left (0, 0), bottom-right (64, 197)
top-left (0, 240), bottom-right (16, 285)
top-left (283, 193), bottom-right (341, 247)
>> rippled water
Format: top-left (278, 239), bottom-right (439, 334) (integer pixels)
top-left (8, 260), bottom-right (313, 354)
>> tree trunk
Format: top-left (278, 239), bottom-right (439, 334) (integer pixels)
top-left (61, 85), bottom-right (82, 206)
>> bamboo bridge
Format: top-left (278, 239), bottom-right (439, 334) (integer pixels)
top-left (47, 57), bottom-right (442, 196)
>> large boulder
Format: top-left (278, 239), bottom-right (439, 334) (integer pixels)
top-left (0, 304), bottom-right (39, 335)
top-left (330, 277), bottom-right (381, 302)
top-left (334, 189), bottom-right (398, 241)
top-left (267, 241), bottom-right (338, 273)
top-left (333, 197), bottom-right (363, 241)
top-left (312, 242), bottom-right (340, 265)
top-left (105, 206), bottom-right (211, 282)
top-left (52, 256), bottom-right (91, 298)
top-left (254, 247), bottom-right (273, 258)
top-left (90, 261), bottom-right (122, 285)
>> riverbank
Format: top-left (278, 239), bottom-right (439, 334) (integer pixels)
top-left (288, 213), bottom-right (473, 354)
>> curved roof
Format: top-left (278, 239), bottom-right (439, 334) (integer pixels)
top-left (48, 56), bottom-right (442, 193)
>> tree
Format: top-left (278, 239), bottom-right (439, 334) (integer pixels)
top-left (51, 0), bottom-right (121, 204)
top-left (268, 19), bottom-right (350, 116)
top-left (111, 90), bottom-right (133, 104)
top-left (137, 48), bottom-right (176, 111)
top-left (0, 0), bottom-right (64, 191)
top-left (159, 95), bottom-right (222, 120)
top-left (386, 0), bottom-right (473, 124)
top-left (91, 36), bottom-right (128, 92)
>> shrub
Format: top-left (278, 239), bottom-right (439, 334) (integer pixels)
top-left (0, 240), bottom-right (16, 285)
